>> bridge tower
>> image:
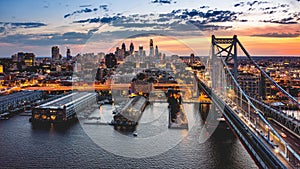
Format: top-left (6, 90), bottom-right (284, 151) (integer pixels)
top-left (211, 35), bottom-right (238, 79)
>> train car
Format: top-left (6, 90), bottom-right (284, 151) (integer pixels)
top-left (30, 92), bottom-right (96, 127)
top-left (112, 95), bottom-right (148, 130)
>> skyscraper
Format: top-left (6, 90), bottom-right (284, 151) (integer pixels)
top-left (0, 65), bottom-right (3, 74)
top-left (66, 48), bottom-right (71, 60)
top-left (52, 46), bottom-right (60, 61)
top-left (149, 39), bottom-right (154, 57)
top-left (105, 53), bottom-right (117, 68)
top-left (139, 45), bottom-right (143, 57)
top-left (130, 42), bottom-right (134, 54)
top-left (121, 43), bottom-right (126, 52)
top-left (24, 53), bottom-right (35, 67)
top-left (190, 53), bottom-right (195, 64)
top-left (155, 45), bottom-right (159, 59)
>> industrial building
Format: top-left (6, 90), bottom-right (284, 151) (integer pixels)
top-left (31, 92), bottom-right (96, 126)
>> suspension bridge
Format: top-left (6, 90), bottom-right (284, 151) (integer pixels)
top-left (197, 35), bottom-right (300, 169)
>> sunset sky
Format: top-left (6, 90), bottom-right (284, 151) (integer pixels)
top-left (0, 0), bottom-right (299, 57)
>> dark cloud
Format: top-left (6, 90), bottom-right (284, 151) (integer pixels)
top-left (188, 20), bottom-right (232, 31)
top-left (64, 8), bottom-right (94, 18)
top-left (234, 3), bottom-right (244, 7)
top-left (73, 16), bottom-right (125, 24)
top-left (155, 17), bottom-right (170, 22)
top-left (200, 6), bottom-right (209, 9)
top-left (234, 1), bottom-right (268, 8)
top-left (262, 17), bottom-right (298, 24)
top-left (72, 8), bottom-right (240, 32)
top-left (0, 22), bottom-right (47, 29)
top-left (0, 31), bottom-right (93, 46)
top-left (128, 33), bottom-right (164, 38)
top-left (251, 32), bottom-right (300, 38)
top-left (260, 3), bottom-right (289, 12)
top-left (178, 9), bottom-right (239, 23)
top-left (99, 5), bottom-right (108, 12)
top-left (0, 27), bottom-right (4, 33)
top-left (247, 1), bottom-right (258, 6)
top-left (79, 5), bottom-right (92, 8)
top-left (151, 0), bottom-right (174, 4)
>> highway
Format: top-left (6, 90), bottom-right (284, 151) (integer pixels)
top-left (269, 119), bottom-right (300, 155)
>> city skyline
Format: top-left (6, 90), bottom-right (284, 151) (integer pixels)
top-left (0, 0), bottom-right (300, 57)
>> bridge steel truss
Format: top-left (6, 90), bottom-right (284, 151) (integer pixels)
top-left (210, 35), bottom-right (300, 168)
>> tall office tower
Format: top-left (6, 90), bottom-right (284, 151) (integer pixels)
top-left (155, 45), bottom-right (159, 59)
top-left (129, 42), bottom-right (134, 54)
top-left (139, 45), bottom-right (143, 57)
top-left (115, 47), bottom-right (125, 60)
top-left (105, 53), bottom-right (117, 68)
top-left (190, 53), bottom-right (195, 64)
top-left (121, 43), bottom-right (126, 52)
top-left (149, 39), bottom-right (154, 57)
top-left (52, 46), bottom-right (60, 61)
top-left (238, 73), bottom-right (260, 98)
top-left (259, 70), bottom-right (271, 100)
top-left (24, 53), bottom-right (35, 67)
top-left (66, 48), bottom-right (72, 60)
top-left (0, 65), bottom-right (3, 73)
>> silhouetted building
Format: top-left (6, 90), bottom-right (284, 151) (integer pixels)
top-left (121, 43), bottom-right (126, 52)
top-left (155, 45), bottom-right (159, 59)
top-left (115, 47), bottom-right (125, 61)
top-left (66, 48), bottom-right (72, 60)
top-left (105, 53), bottom-right (117, 68)
top-left (149, 39), bottom-right (154, 57)
top-left (0, 65), bottom-right (3, 74)
top-left (52, 46), bottom-right (61, 61)
top-left (190, 53), bottom-right (195, 64)
top-left (24, 53), bottom-right (35, 67)
top-left (11, 52), bottom-right (35, 71)
top-left (130, 42), bottom-right (134, 54)
top-left (259, 71), bottom-right (271, 99)
top-left (95, 68), bottom-right (107, 83)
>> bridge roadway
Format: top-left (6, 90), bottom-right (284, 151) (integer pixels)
top-left (24, 83), bottom-right (194, 91)
top-left (198, 79), bottom-right (287, 169)
top-left (227, 95), bottom-right (300, 157)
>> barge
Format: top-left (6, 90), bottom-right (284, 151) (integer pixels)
top-left (112, 95), bottom-right (148, 130)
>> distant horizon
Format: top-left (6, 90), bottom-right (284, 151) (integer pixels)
top-left (1, 55), bottom-right (300, 59)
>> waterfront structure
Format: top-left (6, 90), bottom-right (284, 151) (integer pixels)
top-left (0, 91), bottom-right (43, 114)
top-left (31, 92), bottom-right (96, 126)
top-left (112, 95), bottom-right (148, 129)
